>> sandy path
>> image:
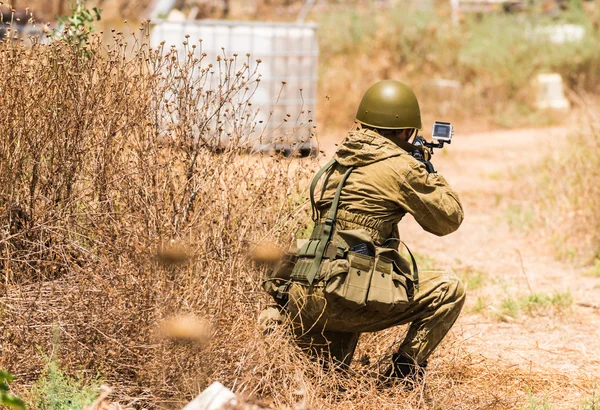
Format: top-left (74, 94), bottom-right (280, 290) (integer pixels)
top-left (413, 127), bottom-right (600, 378)
top-left (320, 127), bottom-right (600, 379)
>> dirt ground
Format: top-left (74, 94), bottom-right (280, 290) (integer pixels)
top-left (318, 125), bottom-right (600, 398)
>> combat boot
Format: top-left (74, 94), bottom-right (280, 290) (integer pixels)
top-left (378, 353), bottom-right (427, 389)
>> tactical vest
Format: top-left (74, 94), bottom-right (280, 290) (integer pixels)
top-left (264, 158), bottom-right (419, 312)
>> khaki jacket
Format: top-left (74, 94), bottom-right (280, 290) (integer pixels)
top-left (316, 128), bottom-right (463, 246)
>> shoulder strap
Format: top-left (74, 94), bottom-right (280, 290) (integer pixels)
top-left (400, 241), bottom-right (419, 292)
top-left (304, 163), bottom-right (354, 285)
top-left (325, 165), bottom-right (353, 225)
top-left (383, 238), bottom-right (420, 292)
top-left (309, 158), bottom-right (336, 222)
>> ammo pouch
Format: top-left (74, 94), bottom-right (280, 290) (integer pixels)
top-left (262, 219), bottom-right (339, 303)
top-left (319, 230), bottom-right (417, 313)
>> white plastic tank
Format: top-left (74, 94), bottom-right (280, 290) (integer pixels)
top-left (534, 73), bottom-right (570, 111)
top-left (150, 19), bottom-right (319, 155)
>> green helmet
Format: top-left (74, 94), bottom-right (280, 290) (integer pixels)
top-left (355, 80), bottom-right (422, 130)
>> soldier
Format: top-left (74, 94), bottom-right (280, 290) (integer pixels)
top-left (263, 80), bottom-right (465, 387)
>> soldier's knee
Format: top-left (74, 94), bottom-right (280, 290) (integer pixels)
top-left (453, 277), bottom-right (466, 307)
top-left (452, 275), bottom-right (466, 301)
top-left (440, 272), bottom-right (466, 307)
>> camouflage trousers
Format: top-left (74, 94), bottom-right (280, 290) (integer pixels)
top-left (285, 269), bottom-right (466, 367)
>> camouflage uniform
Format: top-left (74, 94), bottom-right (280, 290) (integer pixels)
top-left (286, 127), bottom-right (465, 368)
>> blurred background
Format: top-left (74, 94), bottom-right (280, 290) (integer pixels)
top-left (4, 0), bottom-right (600, 134)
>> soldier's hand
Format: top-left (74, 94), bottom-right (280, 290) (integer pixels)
top-left (412, 146), bottom-right (431, 162)
top-left (420, 146), bottom-right (432, 162)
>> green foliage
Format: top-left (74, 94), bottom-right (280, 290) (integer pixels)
top-left (584, 259), bottom-right (600, 277)
top-left (57, 0), bottom-right (102, 53)
top-left (470, 296), bottom-right (486, 314)
top-left (459, 14), bottom-right (534, 93)
top-left (582, 390), bottom-right (600, 410)
top-left (504, 203), bottom-right (534, 230)
top-left (549, 290), bottom-right (574, 308)
top-left (521, 392), bottom-right (553, 410)
top-left (412, 252), bottom-right (435, 271)
top-left (456, 7), bottom-right (600, 92)
top-left (0, 371), bottom-right (26, 410)
top-left (457, 265), bottom-right (486, 291)
top-left (521, 292), bottom-right (552, 314)
top-left (501, 295), bottom-right (521, 319)
top-left (500, 290), bottom-right (572, 319)
top-left (32, 361), bottom-right (100, 410)
top-left (318, 9), bottom-right (378, 56)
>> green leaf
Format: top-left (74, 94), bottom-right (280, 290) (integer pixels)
top-left (93, 7), bottom-right (102, 20)
top-left (0, 392), bottom-right (26, 410)
top-left (0, 371), bottom-right (15, 384)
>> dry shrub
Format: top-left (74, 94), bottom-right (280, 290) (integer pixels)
top-left (0, 23), bottom-right (317, 407)
top-left (0, 21), bottom-right (593, 410)
top-left (526, 95), bottom-right (600, 263)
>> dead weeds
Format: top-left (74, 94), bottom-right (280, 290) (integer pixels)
top-left (0, 21), bottom-right (596, 410)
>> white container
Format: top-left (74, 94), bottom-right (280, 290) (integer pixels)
top-left (150, 19), bottom-right (319, 155)
top-left (534, 73), bottom-right (570, 111)
top-left (534, 24), bottom-right (585, 45)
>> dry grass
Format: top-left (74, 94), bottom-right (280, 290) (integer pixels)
top-left (522, 94), bottom-right (600, 264)
top-left (0, 20), bottom-right (597, 410)
top-left (0, 23), bottom-right (316, 407)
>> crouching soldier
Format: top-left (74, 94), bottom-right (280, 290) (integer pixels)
top-left (262, 80), bottom-right (466, 387)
